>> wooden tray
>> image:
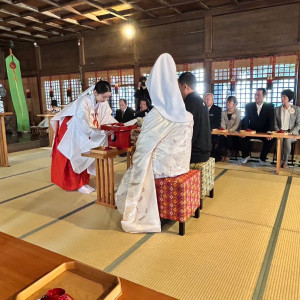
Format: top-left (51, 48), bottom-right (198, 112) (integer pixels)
top-left (16, 261), bottom-right (122, 300)
top-left (90, 146), bottom-right (119, 155)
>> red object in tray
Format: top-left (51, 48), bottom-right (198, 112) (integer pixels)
top-left (101, 123), bottom-right (137, 149)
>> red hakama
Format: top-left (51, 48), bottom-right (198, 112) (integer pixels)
top-left (51, 116), bottom-right (90, 191)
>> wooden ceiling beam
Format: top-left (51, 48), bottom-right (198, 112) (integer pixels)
top-left (60, 5), bottom-right (110, 25)
top-left (198, 1), bottom-right (209, 10)
top-left (156, 0), bottom-right (182, 15)
top-left (0, 0), bottom-right (96, 31)
top-left (87, 0), bottom-right (127, 21)
top-left (118, 0), bottom-right (156, 18)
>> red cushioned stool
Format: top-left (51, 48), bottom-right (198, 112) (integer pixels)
top-left (155, 170), bottom-right (201, 236)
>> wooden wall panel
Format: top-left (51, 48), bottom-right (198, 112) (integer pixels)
top-left (84, 32), bottom-right (134, 71)
top-left (7, 46), bottom-right (37, 77)
top-left (139, 19), bottom-right (205, 64)
top-left (22, 77), bottom-right (40, 125)
top-left (213, 4), bottom-right (299, 53)
top-left (39, 39), bottom-right (79, 75)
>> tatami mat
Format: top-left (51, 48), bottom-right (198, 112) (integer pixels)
top-left (111, 214), bottom-right (272, 300)
top-left (23, 203), bottom-right (146, 271)
top-left (0, 185), bottom-right (96, 237)
top-left (216, 159), bottom-right (300, 177)
top-left (280, 177), bottom-right (300, 233)
top-left (0, 168), bottom-right (52, 201)
top-left (2, 148), bottom-right (300, 300)
top-left (203, 169), bottom-right (287, 227)
top-left (263, 230), bottom-right (300, 300)
top-left (1, 148), bottom-right (51, 178)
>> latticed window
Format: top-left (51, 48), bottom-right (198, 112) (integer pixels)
top-left (85, 69), bottom-right (135, 117)
top-left (62, 78), bottom-right (82, 105)
top-left (0, 98), bottom-right (3, 113)
top-left (141, 62), bottom-right (205, 97)
top-left (44, 80), bottom-right (61, 110)
top-left (212, 55), bottom-right (298, 116)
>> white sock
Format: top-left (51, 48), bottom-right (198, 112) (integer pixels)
top-left (78, 185), bottom-right (92, 194)
top-left (84, 184), bottom-right (95, 192)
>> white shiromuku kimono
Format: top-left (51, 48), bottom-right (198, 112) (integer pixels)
top-left (51, 92), bottom-right (116, 176)
top-left (116, 53), bottom-right (193, 233)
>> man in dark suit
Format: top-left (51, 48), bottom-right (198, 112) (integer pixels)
top-left (115, 99), bottom-right (135, 123)
top-left (241, 88), bottom-right (275, 165)
top-left (204, 93), bottom-right (222, 130)
top-left (204, 93), bottom-right (222, 161)
top-left (178, 72), bottom-right (211, 163)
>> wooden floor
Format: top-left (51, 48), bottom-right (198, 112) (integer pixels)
top-left (0, 148), bottom-right (300, 300)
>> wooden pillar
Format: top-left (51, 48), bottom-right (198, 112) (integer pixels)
top-left (204, 59), bottom-right (212, 95)
top-left (0, 49), bottom-right (5, 81)
top-left (296, 51), bottom-right (300, 107)
top-left (34, 45), bottom-right (43, 114)
top-left (205, 16), bottom-right (213, 54)
top-left (78, 34), bottom-right (86, 91)
top-left (204, 16), bottom-right (213, 96)
top-left (133, 27), bottom-right (141, 110)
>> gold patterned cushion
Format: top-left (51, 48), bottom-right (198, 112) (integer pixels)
top-left (190, 157), bottom-right (215, 199)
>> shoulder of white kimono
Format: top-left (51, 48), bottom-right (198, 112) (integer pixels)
top-left (141, 108), bottom-right (166, 131)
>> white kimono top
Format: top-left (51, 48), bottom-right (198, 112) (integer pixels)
top-left (116, 108), bottom-right (193, 233)
top-left (51, 94), bottom-right (116, 175)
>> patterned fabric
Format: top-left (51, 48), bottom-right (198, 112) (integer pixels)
top-left (155, 170), bottom-right (201, 222)
top-left (130, 128), bottom-right (141, 146)
top-left (190, 157), bottom-right (215, 199)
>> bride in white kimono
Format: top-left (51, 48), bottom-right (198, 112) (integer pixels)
top-left (116, 53), bottom-right (193, 233)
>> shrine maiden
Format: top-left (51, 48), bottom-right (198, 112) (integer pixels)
top-left (116, 53), bottom-right (193, 233)
top-left (51, 80), bottom-right (116, 194)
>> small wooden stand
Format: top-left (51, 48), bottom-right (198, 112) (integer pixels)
top-left (0, 112), bottom-right (13, 167)
top-left (82, 146), bottom-right (135, 208)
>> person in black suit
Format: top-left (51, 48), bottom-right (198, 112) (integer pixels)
top-left (115, 99), bottom-right (135, 123)
top-left (241, 88), bottom-right (275, 165)
top-left (178, 72), bottom-right (211, 163)
top-left (204, 93), bottom-right (222, 161)
top-left (204, 93), bottom-right (222, 130)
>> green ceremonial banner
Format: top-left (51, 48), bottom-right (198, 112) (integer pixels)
top-left (5, 54), bottom-right (30, 132)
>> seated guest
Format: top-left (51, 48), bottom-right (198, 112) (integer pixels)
top-left (178, 72), bottom-right (211, 163)
top-left (135, 98), bottom-right (152, 118)
top-left (116, 53), bottom-right (193, 233)
top-left (274, 89), bottom-right (300, 168)
top-left (241, 88), bottom-right (275, 165)
top-left (38, 100), bottom-right (61, 128)
top-left (219, 96), bottom-right (241, 162)
top-left (115, 99), bottom-right (135, 123)
top-left (204, 93), bottom-right (222, 161)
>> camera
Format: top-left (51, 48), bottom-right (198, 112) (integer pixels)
top-left (141, 82), bottom-right (146, 87)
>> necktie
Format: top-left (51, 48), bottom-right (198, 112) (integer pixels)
top-left (257, 106), bottom-right (261, 116)
top-left (121, 110), bottom-right (125, 118)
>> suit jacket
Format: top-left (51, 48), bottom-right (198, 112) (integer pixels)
top-left (242, 102), bottom-right (274, 132)
top-left (208, 104), bottom-right (222, 129)
top-left (274, 105), bottom-right (300, 135)
top-left (115, 107), bottom-right (136, 123)
top-left (184, 92), bottom-right (211, 163)
top-left (221, 108), bottom-right (241, 132)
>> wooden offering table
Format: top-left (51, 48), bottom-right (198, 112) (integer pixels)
top-left (212, 130), bottom-right (300, 174)
top-left (0, 232), bottom-right (176, 300)
top-left (82, 146), bottom-right (135, 208)
top-left (0, 112), bottom-right (13, 167)
top-left (37, 113), bottom-right (55, 147)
